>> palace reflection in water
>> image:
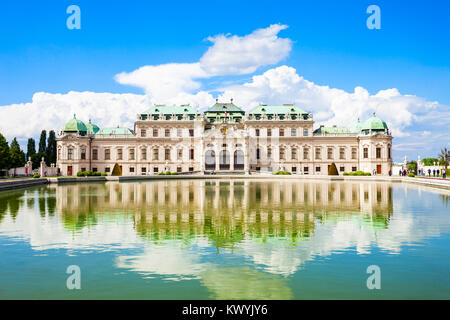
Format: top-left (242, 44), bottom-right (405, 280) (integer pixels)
top-left (1, 180), bottom-right (449, 299)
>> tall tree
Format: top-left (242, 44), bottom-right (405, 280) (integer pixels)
top-left (9, 138), bottom-right (26, 175)
top-left (0, 133), bottom-right (10, 171)
top-left (27, 138), bottom-right (36, 160)
top-left (38, 130), bottom-right (47, 154)
top-left (438, 147), bottom-right (449, 169)
top-left (46, 130), bottom-right (57, 165)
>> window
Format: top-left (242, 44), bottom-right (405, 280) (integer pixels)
top-left (153, 148), bottom-right (159, 161)
top-left (340, 166), bottom-right (345, 172)
top-left (304, 166), bottom-right (309, 174)
top-left (291, 128), bottom-right (296, 137)
top-left (352, 148), bottom-right (357, 160)
top-left (190, 149), bottom-right (194, 160)
top-left (117, 148), bottom-right (123, 160)
top-left (327, 148), bottom-right (333, 160)
top-left (256, 148), bottom-right (261, 160)
top-left (165, 148), bottom-right (171, 161)
top-left (279, 148), bottom-right (285, 160)
top-left (105, 167), bottom-right (110, 173)
top-left (352, 166), bottom-right (357, 172)
top-left (292, 167), bottom-right (297, 173)
top-left (68, 148), bottom-right (73, 160)
top-left (189, 129), bottom-right (194, 137)
top-left (303, 128), bottom-right (308, 136)
top-left (81, 149), bottom-right (86, 160)
top-left (279, 128), bottom-right (284, 137)
top-left (388, 146), bottom-right (391, 159)
top-left (189, 167), bottom-right (194, 172)
top-left (129, 149), bottom-right (135, 160)
top-left (165, 129), bottom-right (170, 137)
top-left (153, 129), bottom-right (158, 137)
top-left (153, 167), bottom-right (159, 173)
top-left (339, 148), bottom-right (345, 160)
top-left (81, 167), bottom-right (86, 172)
top-left (92, 149), bottom-right (98, 160)
top-left (177, 128), bottom-right (182, 137)
top-left (267, 148), bottom-right (272, 159)
top-left (177, 149), bottom-right (183, 160)
top-left (267, 129), bottom-right (272, 137)
top-left (303, 148), bottom-right (309, 160)
top-left (104, 149), bottom-right (110, 160)
top-left (363, 148), bottom-right (368, 159)
top-left (376, 147), bottom-right (381, 159)
top-left (255, 129), bottom-right (260, 137)
top-left (177, 167), bottom-right (182, 173)
top-left (315, 148), bottom-right (321, 160)
top-left (141, 167), bottom-right (147, 174)
top-left (291, 148), bottom-right (297, 160)
top-left (141, 129), bottom-right (146, 137)
top-left (141, 149), bottom-right (147, 160)
top-left (92, 167), bottom-right (97, 172)
top-left (130, 167), bottom-right (135, 173)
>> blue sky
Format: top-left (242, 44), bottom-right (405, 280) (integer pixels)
top-left (0, 0), bottom-right (449, 161)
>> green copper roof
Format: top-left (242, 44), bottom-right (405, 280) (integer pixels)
top-left (62, 114), bottom-right (87, 132)
top-left (206, 100), bottom-right (245, 113)
top-left (249, 104), bottom-right (308, 115)
top-left (314, 126), bottom-right (351, 134)
top-left (86, 119), bottom-right (100, 135)
top-left (142, 105), bottom-right (198, 115)
top-left (350, 118), bottom-right (363, 133)
top-left (97, 127), bottom-right (133, 136)
top-left (362, 113), bottom-right (388, 131)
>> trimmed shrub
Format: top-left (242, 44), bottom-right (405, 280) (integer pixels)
top-left (32, 174), bottom-right (40, 179)
top-left (408, 172), bottom-right (415, 177)
top-left (111, 164), bottom-right (122, 176)
top-left (101, 173), bottom-right (107, 176)
top-left (272, 170), bottom-right (291, 175)
top-left (171, 172), bottom-right (178, 175)
top-left (328, 163), bottom-right (339, 176)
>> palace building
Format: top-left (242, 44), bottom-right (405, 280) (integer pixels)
top-left (56, 100), bottom-right (393, 176)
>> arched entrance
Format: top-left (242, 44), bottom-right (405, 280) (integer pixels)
top-left (219, 150), bottom-right (230, 170)
top-left (205, 150), bottom-right (216, 170)
top-left (234, 150), bottom-right (244, 170)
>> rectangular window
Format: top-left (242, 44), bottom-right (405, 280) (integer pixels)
top-left (267, 148), bottom-right (272, 159)
top-left (340, 166), bottom-right (345, 172)
top-left (352, 166), bottom-right (357, 172)
top-left (92, 167), bottom-right (97, 172)
top-left (291, 128), bottom-right (296, 136)
top-left (279, 128), bottom-right (284, 137)
top-left (256, 148), bottom-right (260, 160)
top-left (104, 149), bottom-right (110, 160)
top-left (129, 149), bottom-right (135, 161)
top-left (165, 148), bottom-right (170, 161)
top-left (352, 148), bottom-right (357, 160)
top-left (165, 129), bottom-right (170, 137)
top-left (141, 167), bottom-right (146, 174)
top-left (141, 129), bottom-right (146, 137)
top-left (316, 166), bottom-right (321, 172)
top-left (388, 147), bottom-right (391, 159)
top-left (153, 167), bottom-right (159, 173)
top-left (327, 148), bottom-right (333, 160)
top-left (292, 167), bottom-right (297, 173)
top-left (141, 149), bottom-right (147, 160)
top-left (339, 148), bottom-right (345, 160)
top-left (315, 148), bottom-right (321, 160)
top-left (291, 148), bottom-right (297, 160)
top-left (303, 128), bottom-right (308, 136)
top-left (105, 167), bottom-right (110, 173)
top-left (376, 147), bottom-right (381, 159)
top-left (177, 128), bottom-right (182, 137)
top-left (279, 148), bottom-right (285, 160)
top-left (153, 129), bottom-right (158, 137)
top-left (81, 149), bottom-right (86, 160)
top-left (190, 149), bottom-right (194, 160)
top-left (177, 149), bottom-right (183, 160)
top-left (68, 149), bottom-right (73, 160)
top-left (304, 166), bottom-right (309, 174)
top-left (189, 129), bottom-right (194, 137)
top-left (117, 148), bottom-right (123, 160)
top-left (363, 148), bottom-right (368, 159)
top-left (303, 148), bottom-right (309, 160)
top-left (189, 167), bottom-right (194, 172)
top-left (81, 167), bottom-right (86, 172)
top-left (267, 129), bottom-right (272, 137)
top-left (92, 149), bottom-right (98, 160)
top-left (177, 166), bottom-right (182, 173)
top-left (129, 167), bottom-right (135, 173)
top-left (57, 149), bottom-right (61, 160)
top-left (153, 148), bottom-right (159, 161)
top-left (255, 129), bottom-right (260, 137)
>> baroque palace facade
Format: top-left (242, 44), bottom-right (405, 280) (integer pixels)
top-left (56, 100), bottom-right (393, 176)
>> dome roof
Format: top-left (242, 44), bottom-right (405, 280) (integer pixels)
top-left (86, 119), bottom-right (100, 134)
top-left (361, 113), bottom-right (388, 131)
top-left (62, 114), bottom-right (87, 132)
top-left (350, 118), bottom-right (363, 133)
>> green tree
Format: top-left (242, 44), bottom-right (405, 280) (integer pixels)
top-left (46, 130), bottom-right (56, 166)
top-left (111, 163), bottom-right (122, 176)
top-left (408, 160), bottom-right (417, 173)
top-left (38, 130), bottom-right (47, 154)
top-left (422, 158), bottom-right (438, 166)
top-left (9, 138), bottom-right (26, 176)
top-left (328, 162), bottom-right (339, 176)
top-left (438, 147), bottom-right (449, 169)
top-left (31, 152), bottom-right (46, 170)
top-left (0, 133), bottom-right (10, 172)
top-left (27, 138), bottom-right (36, 160)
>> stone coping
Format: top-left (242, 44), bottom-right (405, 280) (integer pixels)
top-left (1, 175), bottom-right (449, 191)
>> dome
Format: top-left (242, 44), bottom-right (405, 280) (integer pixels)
top-left (350, 118), bottom-right (363, 133)
top-left (361, 113), bottom-right (388, 131)
top-left (86, 119), bottom-right (100, 135)
top-left (62, 114), bottom-right (87, 133)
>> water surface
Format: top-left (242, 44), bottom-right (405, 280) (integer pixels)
top-left (0, 179), bottom-right (449, 299)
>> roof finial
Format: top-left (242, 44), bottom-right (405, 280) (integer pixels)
top-left (216, 98), bottom-right (218, 103)
top-left (73, 113), bottom-right (76, 119)
top-left (373, 112), bottom-right (376, 117)
top-left (231, 98), bottom-right (233, 103)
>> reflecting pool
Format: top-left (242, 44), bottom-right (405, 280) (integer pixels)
top-left (0, 179), bottom-right (449, 299)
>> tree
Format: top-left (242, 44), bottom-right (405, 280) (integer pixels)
top-left (46, 130), bottom-right (56, 166)
top-left (0, 133), bottom-right (10, 172)
top-left (422, 158), bottom-right (438, 166)
top-left (9, 138), bottom-right (26, 176)
top-left (328, 162), bottom-right (339, 175)
top-left (31, 152), bottom-right (46, 170)
top-left (111, 163), bottom-right (122, 176)
top-left (38, 130), bottom-right (47, 154)
top-left (408, 160), bottom-right (417, 173)
top-left (438, 147), bottom-right (449, 169)
top-left (27, 138), bottom-right (36, 160)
